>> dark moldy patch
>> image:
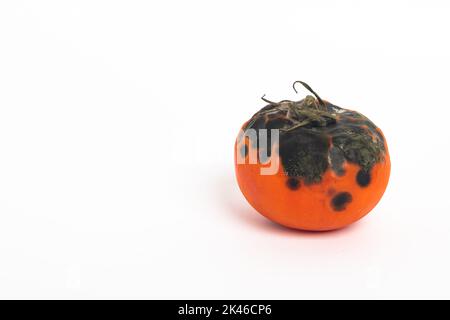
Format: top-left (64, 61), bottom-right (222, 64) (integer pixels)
top-left (242, 82), bottom-right (386, 185)
top-left (279, 128), bottom-right (329, 184)
top-left (331, 192), bottom-right (353, 211)
top-left (329, 146), bottom-right (346, 176)
top-left (286, 177), bottom-right (301, 190)
top-left (356, 169), bottom-right (371, 187)
top-left (330, 121), bottom-right (384, 172)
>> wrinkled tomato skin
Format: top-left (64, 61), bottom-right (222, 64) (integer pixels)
top-left (234, 126), bottom-right (391, 231)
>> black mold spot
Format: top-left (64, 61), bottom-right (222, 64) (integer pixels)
top-left (331, 123), bottom-right (383, 172)
top-left (240, 144), bottom-right (248, 158)
top-left (286, 177), bottom-right (300, 190)
top-left (279, 128), bottom-right (329, 184)
top-left (331, 192), bottom-right (353, 211)
top-left (356, 169), bottom-right (371, 187)
top-left (329, 147), bottom-right (346, 176)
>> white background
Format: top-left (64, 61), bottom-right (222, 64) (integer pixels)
top-left (0, 1), bottom-right (449, 299)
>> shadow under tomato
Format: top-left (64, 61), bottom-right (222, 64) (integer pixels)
top-left (215, 172), bottom-right (363, 238)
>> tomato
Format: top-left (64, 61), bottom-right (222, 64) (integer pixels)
top-left (234, 81), bottom-right (390, 231)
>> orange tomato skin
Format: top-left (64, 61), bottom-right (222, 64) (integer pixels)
top-left (234, 127), bottom-right (391, 231)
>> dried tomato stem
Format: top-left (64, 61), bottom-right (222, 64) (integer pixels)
top-left (293, 81), bottom-right (324, 106)
top-left (260, 94), bottom-right (277, 105)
